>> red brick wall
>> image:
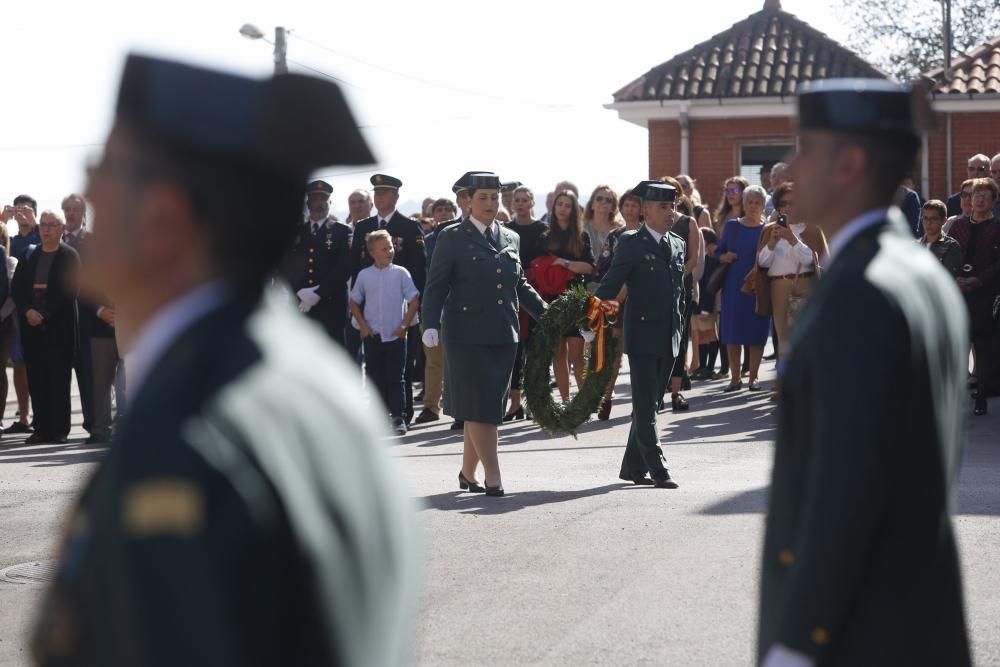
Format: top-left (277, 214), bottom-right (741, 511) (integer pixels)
top-left (925, 112), bottom-right (1000, 200)
top-left (649, 117), bottom-right (795, 212)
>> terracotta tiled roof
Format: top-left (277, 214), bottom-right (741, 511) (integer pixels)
top-left (924, 36), bottom-right (1000, 96)
top-left (612, 7), bottom-right (887, 102)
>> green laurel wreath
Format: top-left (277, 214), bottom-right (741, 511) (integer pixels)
top-left (523, 286), bottom-right (619, 437)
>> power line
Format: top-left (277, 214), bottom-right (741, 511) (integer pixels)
top-left (291, 33), bottom-right (589, 110)
top-left (285, 58), bottom-right (360, 89)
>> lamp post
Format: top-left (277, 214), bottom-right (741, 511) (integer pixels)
top-left (239, 23), bottom-right (288, 75)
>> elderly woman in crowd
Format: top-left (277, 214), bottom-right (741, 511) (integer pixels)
top-left (948, 177), bottom-right (1000, 416)
top-left (421, 173), bottom-right (547, 495)
top-left (919, 199), bottom-right (963, 277)
top-left (944, 178), bottom-right (975, 235)
top-left (755, 182), bottom-right (827, 363)
top-left (544, 189), bottom-right (595, 402)
top-left (715, 185), bottom-right (771, 392)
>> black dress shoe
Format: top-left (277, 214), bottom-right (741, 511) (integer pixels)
top-left (619, 472), bottom-right (654, 486)
top-left (414, 408), bottom-right (440, 424)
top-left (723, 381), bottom-right (743, 393)
top-left (85, 435), bottom-right (110, 445)
top-left (3, 422), bottom-right (32, 435)
top-left (652, 472), bottom-right (679, 489)
top-left (52, 436), bottom-right (68, 445)
top-left (974, 396), bottom-right (988, 416)
top-left (450, 419), bottom-right (465, 430)
top-left (502, 407), bottom-right (525, 422)
top-left (671, 394), bottom-right (689, 411)
top-left (485, 484), bottom-right (505, 497)
top-left (458, 470), bottom-right (486, 493)
top-left (24, 433), bottom-right (49, 445)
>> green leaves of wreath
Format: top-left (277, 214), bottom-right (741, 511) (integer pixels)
top-left (524, 286), bottom-right (619, 436)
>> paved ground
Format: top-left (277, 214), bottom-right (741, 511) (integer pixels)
top-left (0, 359), bottom-right (996, 666)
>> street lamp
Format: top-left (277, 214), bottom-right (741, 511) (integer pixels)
top-left (239, 23), bottom-right (288, 75)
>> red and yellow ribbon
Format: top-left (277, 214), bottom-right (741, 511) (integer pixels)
top-left (585, 296), bottom-right (620, 373)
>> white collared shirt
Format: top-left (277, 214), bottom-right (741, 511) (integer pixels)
top-left (378, 210), bottom-right (397, 228)
top-left (469, 216), bottom-right (497, 241)
top-left (643, 223), bottom-right (664, 244)
top-left (308, 217), bottom-right (328, 235)
top-left (825, 208), bottom-right (889, 267)
top-left (758, 222), bottom-right (816, 275)
top-left (124, 282), bottom-right (228, 403)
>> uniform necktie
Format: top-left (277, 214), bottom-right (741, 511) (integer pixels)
top-left (660, 236), bottom-right (672, 259)
top-left (485, 226), bottom-right (499, 250)
top-left (311, 222), bottom-right (319, 236)
top-left (379, 218), bottom-right (387, 230)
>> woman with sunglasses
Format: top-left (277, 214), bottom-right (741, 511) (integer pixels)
top-left (944, 178), bottom-right (976, 235)
top-left (594, 188), bottom-right (643, 420)
top-left (755, 182), bottom-right (827, 368)
top-left (545, 190), bottom-right (595, 402)
top-left (583, 186), bottom-right (624, 264)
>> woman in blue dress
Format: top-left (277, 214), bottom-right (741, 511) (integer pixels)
top-left (716, 185), bottom-right (771, 392)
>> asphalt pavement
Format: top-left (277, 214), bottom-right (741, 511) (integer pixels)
top-left (0, 359), bottom-right (996, 666)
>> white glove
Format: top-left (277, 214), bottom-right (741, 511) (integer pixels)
top-left (296, 286), bottom-right (321, 313)
top-left (422, 328), bottom-right (440, 348)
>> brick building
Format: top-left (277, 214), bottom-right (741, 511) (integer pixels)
top-left (606, 0), bottom-right (1000, 206)
top-left (922, 36), bottom-right (1000, 200)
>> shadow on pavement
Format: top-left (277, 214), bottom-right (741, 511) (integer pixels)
top-left (418, 483), bottom-right (625, 515)
top-left (696, 486), bottom-right (769, 515)
top-left (0, 438), bottom-right (107, 467)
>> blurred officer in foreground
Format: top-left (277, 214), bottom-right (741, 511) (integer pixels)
top-left (758, 79), bottom-right (971, 667)
top-left (32, 54), bottom-right (419, 666)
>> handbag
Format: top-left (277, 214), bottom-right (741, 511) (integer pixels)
top-left (706, 263), bottom-right (730, 295)
top-left (786, 263), bottom-right (806, 330)
top-left (740, 268), bottom-right (757, 296)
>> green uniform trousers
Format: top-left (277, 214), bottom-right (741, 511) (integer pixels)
top-left (621, 352), bottom-right (673, 478)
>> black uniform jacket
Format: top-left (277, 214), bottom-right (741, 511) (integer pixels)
top-left (758, 210), bottom-right (971, 666)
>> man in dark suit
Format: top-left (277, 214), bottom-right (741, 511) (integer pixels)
top-left (31, 54), bottom-right (418, 666)
top-left (11, 210), bottom-right (80, 445)
top-left (757, 79), bottom-right (971, 667)
top-left (279, 179), bottom-right (352, 345)
top-left (351, 174), bottom-right (426, 423)
top-left (61, 193), bottom-right (95, 436)
top-left (594, 183), bottom-right (686, 489)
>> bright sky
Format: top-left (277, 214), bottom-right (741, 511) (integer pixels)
top-left (2, 0), bottom-right (848, 220)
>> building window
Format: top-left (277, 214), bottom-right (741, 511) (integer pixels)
top-left (739, 143), bottom-right (794, 188)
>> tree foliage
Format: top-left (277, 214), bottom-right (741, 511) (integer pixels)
top-left (835, 0), bottom-right (1000, 81)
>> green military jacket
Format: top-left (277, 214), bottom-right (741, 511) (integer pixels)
top-left (594, 225), bottom-right (686, 357)
top-left (759, 210), bottom-right (971, 665)
top-left (421, 219), bottom-right (546, 344)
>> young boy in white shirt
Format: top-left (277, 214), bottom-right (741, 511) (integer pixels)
top-left (349, 230), bottom-right (420, 435)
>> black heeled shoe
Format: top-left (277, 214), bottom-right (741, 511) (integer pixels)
top-left (485, 483), bottom-right (505, 497)
top-left (458, 471), bottom-right (486, 493)
top-left (502, 406), bottom-right (525, 422)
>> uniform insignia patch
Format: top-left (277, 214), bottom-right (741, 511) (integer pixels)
top-left (123, 480), bottom-right (204, 537)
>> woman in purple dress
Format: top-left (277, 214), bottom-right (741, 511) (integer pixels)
top-left (716, 185), bottom-right (771, 392)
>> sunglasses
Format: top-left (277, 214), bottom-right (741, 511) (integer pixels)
top-left (724, 187), bottom-right (743, 196)
top-left (593, 195), bottom-right (615, 205)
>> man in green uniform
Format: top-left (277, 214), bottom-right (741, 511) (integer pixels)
top-left (595, 183), bottom-right (686, 488)
top-left (31, 55), bottom-right (419, 666)
top-left (757, 79), bottom-right (971, 666)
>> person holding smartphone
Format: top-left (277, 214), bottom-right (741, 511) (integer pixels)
top-left (756, 182), bottom-right (828, 366)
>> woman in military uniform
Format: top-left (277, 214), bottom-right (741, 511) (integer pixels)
top-left (421, 173), bottom-right (547, 496)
